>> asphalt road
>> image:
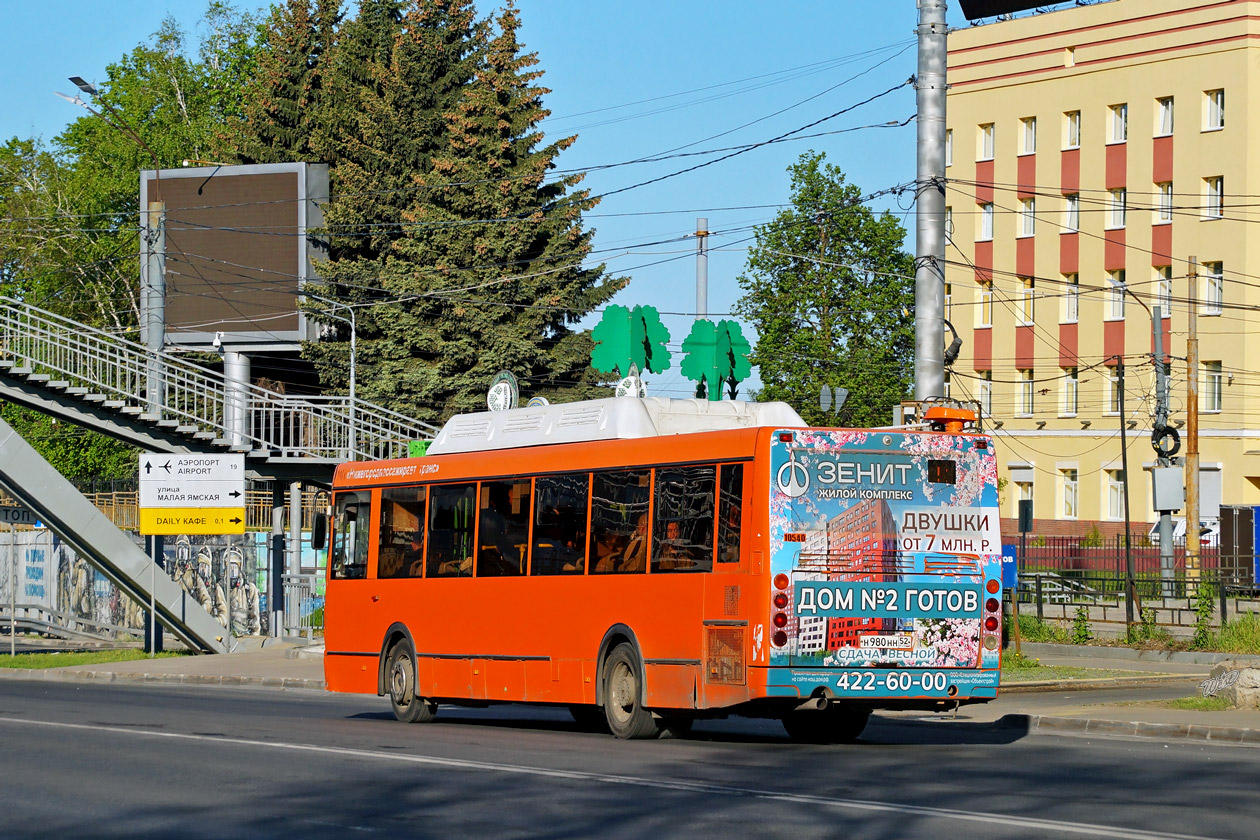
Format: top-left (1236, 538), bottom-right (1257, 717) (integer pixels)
top-left (0, 680), bottom-right (1253, 840)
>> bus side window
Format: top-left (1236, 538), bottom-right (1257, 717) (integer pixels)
top-left (590, 470), bottom-right (650, 575)
top-left (379, 486), bottom-right (427, 579)
top-left (330, 492), bottom-right (371, 580)
top-left (717, 463), bottom-right (744, 564)
top-left (652, 465), bottom-right (715, 574)
top-left (532, 473), bottom-right (589, 576)
top-left (477, 480), bottom-right (530, 577)
top-left (427, 483), bottom-right (476, 578)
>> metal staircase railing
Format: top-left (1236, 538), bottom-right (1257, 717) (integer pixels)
top-left (0, 296), bottom-right (436, 463)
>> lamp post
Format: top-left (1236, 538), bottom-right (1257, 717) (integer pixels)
top-left (56, 78), bottom-right (166, 416)
top-left (303, 292), bottom-right (357, 459)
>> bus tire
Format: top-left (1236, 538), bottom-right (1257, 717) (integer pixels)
top-left (781, 706), bottom-right (869, 744)
top-left (602, 643), bottom-right (662, 740)
top-left (568, 705), bottom-right (609, 733)
top-left (385, 641), bottom-right (436, 724)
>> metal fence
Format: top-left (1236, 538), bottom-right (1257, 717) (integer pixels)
top-left (1012, 533), bottom-right (1259, 632)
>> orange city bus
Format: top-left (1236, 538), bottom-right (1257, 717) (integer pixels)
top-left (320, 397), bottom-right (1003, 741)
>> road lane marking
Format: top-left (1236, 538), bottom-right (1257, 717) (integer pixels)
top-left (0, 715), bottom-right (1220, 840)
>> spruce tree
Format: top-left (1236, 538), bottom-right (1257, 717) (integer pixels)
top-left (234, 0), bottom-right (341, 164)
top-left (372, 1), bottom-right (618, 421)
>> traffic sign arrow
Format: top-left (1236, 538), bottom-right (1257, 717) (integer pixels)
top-left (229, 490), bottom-right (242, 498)
top-left (229, 517), bottom-right (242, 524)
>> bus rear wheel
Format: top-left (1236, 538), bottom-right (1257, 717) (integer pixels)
top-left (386, 641), bottom-right (436, 724)
top-left (781, 706), bottom-right (869, 744)
top-left (602, 643), bottom-right (662, 740)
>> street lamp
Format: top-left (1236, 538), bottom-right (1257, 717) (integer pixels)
top-left (56, 77), bottom-right (166, 417)
top-left (303, 292), bottom-right (357, 459)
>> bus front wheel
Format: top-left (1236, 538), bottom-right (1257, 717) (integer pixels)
top-left (781, 706), bottom-right (869, 744)
top-left (602, 643), bottom-right (662, 740)
top-left (386, 641), bottom-right (436, 724)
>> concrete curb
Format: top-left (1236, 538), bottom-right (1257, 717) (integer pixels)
top-left (0, 667), bottom-right (326, 692)
top-left (997, 713), bottom-right (1260, 745)
top-left (1001, 673), bottom-right (1200, 693)
top-left (1021, 642), bottom-right (1260, 667)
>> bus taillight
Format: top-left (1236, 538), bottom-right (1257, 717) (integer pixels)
top-left (986, 579), bottom-right (1000, 594)
top-left (774, 573), bottom-right (789, 590)
top-left (985, 598), bottom-right (999, 613)
top-left (773, 631), bottom-right (788, 647)
top-left (982, 582), bottom-right (1002, 651)
top-left (773, 592), bottom-right (789, 609)
top-left (984, 616), bottom-right (999, 632)
top-left (773, 612), bottom-right (788, 629)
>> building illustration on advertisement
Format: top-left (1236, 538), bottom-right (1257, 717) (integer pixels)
top-left (824, 499), bottom-right (902, 650)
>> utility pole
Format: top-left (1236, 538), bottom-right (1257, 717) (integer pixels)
top-left (1186, 257), bottom-right (1200, 580)
top-left (1152, 305), bottom-right (1175, 594)
top-left (695, 217), bottom-right (708, 321)
top-left (1118, 356), bottom-right (1135, 630)
top-left (914, 0), bottom-right (947, 401)
top-left (143, 201), bottom-right (166, 417)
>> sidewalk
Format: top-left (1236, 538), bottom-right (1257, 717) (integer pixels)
top-left (3, 641), bottom-right (1259, 745)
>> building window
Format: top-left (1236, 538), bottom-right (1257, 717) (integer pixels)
top-left (1205, 89), bottom-right (1225, 131)
top-left (1020, 197), bottom-right (1036, 237)
top-left (1017, 278), bottom-right (1035, 325)
top-left (944, 282), bottom-right (952, 323)
top-left (1061, 469), bottom-right (1079, 519)
top-left (1063, 193), bottom-right (1079, 232)
top-left (1106, 470), bottom-right (1125, 520)
top-left (1015, 480), bottom-right (1034, 519)
top-left (978, 371), bottom-right (992, 417)
top-left (1156, 265), bottom-right (1173, 316)
top-left (978, 202), bottom-right (994, 241)
top-left (1156, 97), bottom-right (1174, 136)
top-left (1203, 261), bottom-right (1223, 315)
top-left (1156, 182), bottom-right (1173, 224)
top-left (944, 205), bottom-right (953, 236)
top-left (1062, 273), bottom-right (1079, 323)
top-left (1107, 270), bottom-right (1126, 320)
top-left (1062, 368), bottom-right (1078, 416)
top-left (945, 128), bottom-right (953, 167)
top-left (978, 123), bottom-right (994, 160)
top-left (977, 280), bottom-right (992, 327)
top-left (1109, 103), bottom-right (1128, 143)
top-left (1021, 116), bottom-right (1037, 154)
top-left (1108, 369), bottom-right (1122, 414)
top-left (1108, 188), bottom-right (1126, 229)
top-left (1064, 110), bottom-right (1081, 149)
top-left (943, 371), bottom-right (951, 399)
top-left (1018, 369), bottom-right (1035, 416)
top-left (1203, 361), bottom-right (1223, 412)
top-left (1204, 177), bottom-right (1223, 219)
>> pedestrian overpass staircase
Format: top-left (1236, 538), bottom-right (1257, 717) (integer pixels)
top-left (0, 295), bottom-right (440, 651)
top-left (0, 295), bottom-right (438, 479)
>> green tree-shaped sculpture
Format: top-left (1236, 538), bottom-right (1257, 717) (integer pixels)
top-left (680, 319), bottom-right (752, 401)
top-left (590, 304), bottom-right (672, 375)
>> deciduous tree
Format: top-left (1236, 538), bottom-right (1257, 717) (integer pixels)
top-left (734, 152), bottom-right (913, 426)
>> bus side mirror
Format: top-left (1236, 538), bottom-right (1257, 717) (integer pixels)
top-left (313, 512), bottom-right (327, 551)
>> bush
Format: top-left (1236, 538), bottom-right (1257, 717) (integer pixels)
top-left (1193, 582), bottom-right (1215, 649)
top-left (1072, 606), bottom-right (1093, 644)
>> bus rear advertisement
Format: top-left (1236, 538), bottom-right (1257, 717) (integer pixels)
top-left (764, 428), bottom-right (1002, 704)
top-left (319, 398), bottom-right (1002, 743)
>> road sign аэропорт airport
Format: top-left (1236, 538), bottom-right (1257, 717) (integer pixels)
top-left (139, 453), bottom-right (245, 535)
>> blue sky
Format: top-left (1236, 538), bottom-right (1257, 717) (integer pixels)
top-left (1, 0), bottom-right (982, 399)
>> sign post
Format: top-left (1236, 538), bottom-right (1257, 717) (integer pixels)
top-left (139, 454), bottom-right (245, 648)
top-left (0, 505), bottom-right (38, 656)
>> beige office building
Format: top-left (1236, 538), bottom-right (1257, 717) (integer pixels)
top-left (944, 0), bottom-right (1260, 535)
